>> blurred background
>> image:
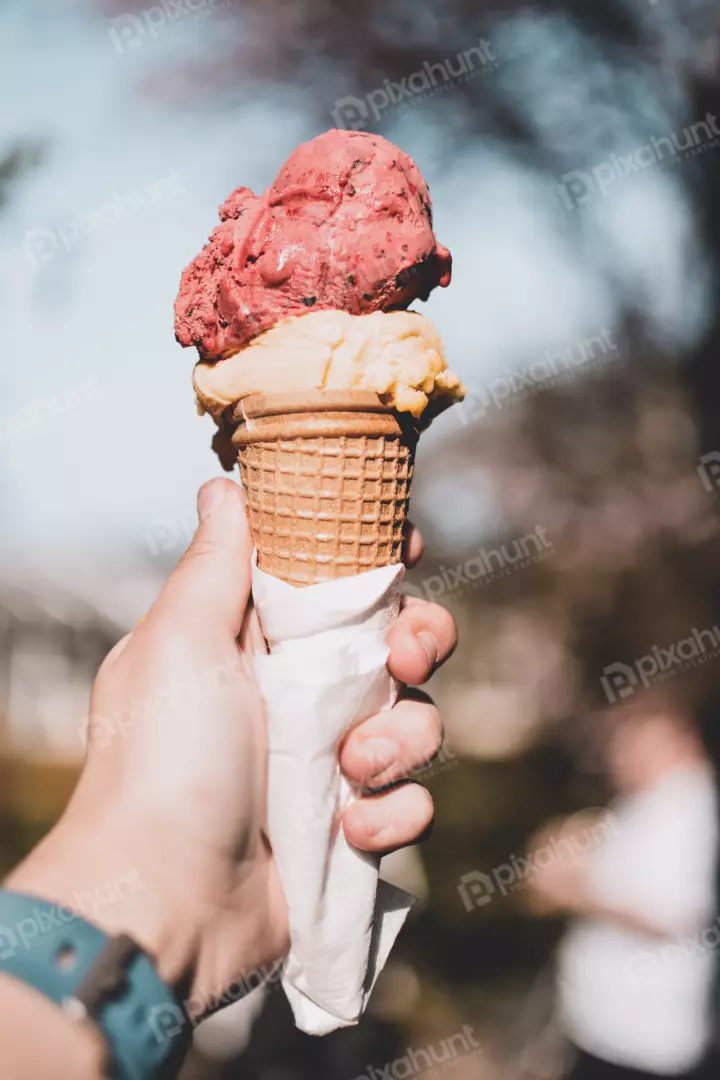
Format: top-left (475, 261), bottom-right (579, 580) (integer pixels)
top-left (5, 0), bottom-right (720, 1077)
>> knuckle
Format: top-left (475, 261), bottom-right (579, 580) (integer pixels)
top-left (398, 697), bottom-right (443, 770)
top-left (418, 704), bottom-right (444, 761)
top-left (435, 606), bottom-right (458, 648)
top-left (431, 712), bottom-right (445, 756)
top-left (405, 601), bottom-right (457, 655)
top-left (409, 784), bottom-right (435, 833)
top-left (180, 536), bottom-right (215, 564)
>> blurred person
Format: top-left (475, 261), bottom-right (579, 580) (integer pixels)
top-left (527, 702), bottom-right (719, 1080)
top-left (0, 479), bottom-right (458, 1080)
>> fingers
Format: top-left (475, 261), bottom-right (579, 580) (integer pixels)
top-left (387, 597), bottom-right (458, 686)
top-left (239, 602), bottom-right (268, 655)
top-left (97, 631), bottom-right (134, 675)
top-left (343, 782), bottom-right (434, 854)
top-left (340, 681), bottom-right (443, 852)
top-left (403, 523), bottom-right (423, 569)
top-left (149, 479), bottom-right (253, 639)
top-left (340, 692), bottom-right (443, 788)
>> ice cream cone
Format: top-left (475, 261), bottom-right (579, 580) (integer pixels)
top-left (231, 390), bottom-right (419, 586)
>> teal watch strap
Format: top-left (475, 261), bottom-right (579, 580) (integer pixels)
top-left (0, 889), bottom-right (190, 1079)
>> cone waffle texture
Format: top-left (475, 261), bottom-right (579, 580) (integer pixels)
top-left (232, 391), bottom-right (419, 586)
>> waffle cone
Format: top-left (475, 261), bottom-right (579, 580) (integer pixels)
top-left (231, 390), bottom-right (419, 586)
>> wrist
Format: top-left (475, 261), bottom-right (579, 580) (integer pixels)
top-left (0, 972), bottom-right (109, 1080)
top-left (5, 803), bottom-right (200, 991)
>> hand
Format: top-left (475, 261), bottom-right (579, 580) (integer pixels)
top-left (7, 479), bottom-right (457, 1015)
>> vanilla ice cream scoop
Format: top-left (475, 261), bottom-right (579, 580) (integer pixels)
top-left (193, 309), bottom-right (465, 420)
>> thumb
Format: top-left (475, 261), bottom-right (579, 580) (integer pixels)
top-left (151, 478), bottom-right (253, 637)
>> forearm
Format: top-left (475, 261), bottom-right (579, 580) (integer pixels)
top-left (0, 819), bottom-right (111, 1078)
top-left (5, 801), bottom-right (197, 990)
top-left (565, 877), bottom-right (701, 939)
top-left (573, 896), bottom-right (673, 939)
top-left (0, 808), bottom-right (195, 1080)
top-left (0, 974), bottom-right (107, 1080)
top-left (531, 866), bottom-right (693, 940)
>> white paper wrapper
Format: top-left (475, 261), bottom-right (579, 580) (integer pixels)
top-left (251, 557), bottom-right (415, 1036)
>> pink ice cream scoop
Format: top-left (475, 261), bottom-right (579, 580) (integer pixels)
top-left (174, 129), bottom-right (452, 359)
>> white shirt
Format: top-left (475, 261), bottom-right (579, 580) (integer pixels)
top-left (558, 765), bottom-right (718, 1075)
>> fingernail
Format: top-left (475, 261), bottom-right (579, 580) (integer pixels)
top-left (198, 481), bottom-right (226, 522)
top-left (418, 631), bottom-right (439, 668)
top-left (362, 737), bottom-right (399, 780)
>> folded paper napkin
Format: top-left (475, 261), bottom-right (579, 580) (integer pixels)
top-left (251, 557), bottom-right (415, 1035)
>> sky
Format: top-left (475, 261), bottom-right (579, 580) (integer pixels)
top-left (0, 0), bottom-right (713, 587)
